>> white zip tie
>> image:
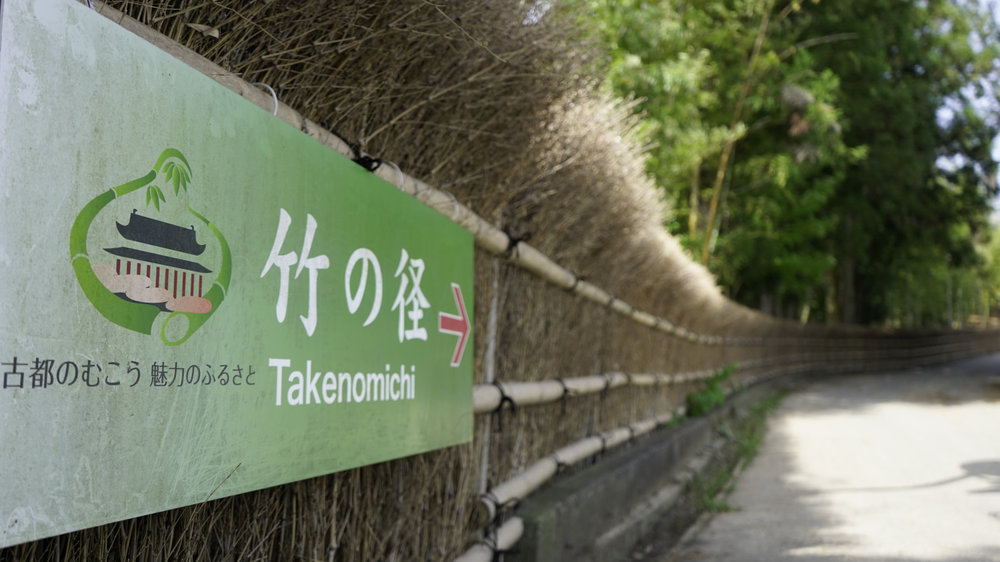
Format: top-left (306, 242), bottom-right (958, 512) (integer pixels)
top-left (442, 190), bottom-right (461, 220)
top-left (252, 82), bottom-right (279, 116)
top-left (385, 161), bottom-right (405, 191)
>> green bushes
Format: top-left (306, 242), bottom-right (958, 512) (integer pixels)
top-left (685, 364), bottom-right (736, 417)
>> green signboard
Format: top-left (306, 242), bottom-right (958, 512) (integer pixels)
top-left (0, 0), bottom-right (472, 547)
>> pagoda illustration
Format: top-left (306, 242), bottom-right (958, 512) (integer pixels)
top-left (105, 209), bottom-right (212, 303)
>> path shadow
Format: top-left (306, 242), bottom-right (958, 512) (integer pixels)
top-left (825, 459), bottom-right (1000, 495)
top-left (781, 356), bottom-right (1000, 415)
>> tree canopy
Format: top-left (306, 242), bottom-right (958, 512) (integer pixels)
top-left (573, 0), bottom-right (1000, 326)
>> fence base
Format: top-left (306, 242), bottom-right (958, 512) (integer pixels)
top-left (508, 375), bottom-right (797, 562)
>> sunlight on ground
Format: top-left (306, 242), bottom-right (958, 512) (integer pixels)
top-left (671, 367), bottom-right (1000, 562)
top-left (780, 395), bottom-right (1000, 561)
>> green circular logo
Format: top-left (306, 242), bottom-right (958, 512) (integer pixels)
top-left (69, 148), bottom-right (231, 345)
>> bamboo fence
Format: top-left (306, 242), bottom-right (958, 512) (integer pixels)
top-left (2, 1), bottom-right (998, 560)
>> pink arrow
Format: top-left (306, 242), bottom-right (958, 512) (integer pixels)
top-left (438, 283), bottom-right (470, 367)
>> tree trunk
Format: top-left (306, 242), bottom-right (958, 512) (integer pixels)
top-left (699, 1), bottom-right (773, 265)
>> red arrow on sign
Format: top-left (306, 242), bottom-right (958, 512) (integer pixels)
top-left (438, 283), bottom-right (470, 367)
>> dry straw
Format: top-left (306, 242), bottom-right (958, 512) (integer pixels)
top-left (4, 1), bottom-right (998, 561)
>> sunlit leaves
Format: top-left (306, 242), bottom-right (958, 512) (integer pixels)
top-left (575, 0), bottom-right (997, 324)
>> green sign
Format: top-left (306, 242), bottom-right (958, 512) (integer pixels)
top-left (0, 0), bottom-right (472, 547)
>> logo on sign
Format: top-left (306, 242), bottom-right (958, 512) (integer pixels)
top-left (69, 148), bottom-right (231, 345)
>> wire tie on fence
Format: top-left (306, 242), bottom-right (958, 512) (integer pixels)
top-left (598, 434), bottom-right (608, 456)
top-left (627, 425), bottom-right (637, 441)
top-left (348, 135), bottom-right (382, 172)
top-left (555, 377), bottom-right (570, 397)
top-left (606, 295), bottom-right (617, 308)
top-left (504, 238), bottom-right (518, 259)
top-left (501, 230), bottom-right (530, 260)
top-left (491, 382), bottom-right (516, 433)
top-left (328, 127), bottom-right (382, 173)
top-left (481, 489), bottom-right (499, 505)
top-left (385, 161), bottom-right (405, 191)
top-left (485, 494), bottom-right (516, 533)
top-left (251, 82), bottom-right (279, 116)
top-left (476, 525), bottom-right (499, 555)
top-left (410, 173), bottom-right (423, 197)
top-left (439, 189), bottom-right (462, 220)
top-left (492, 382), bottom-right (516, 413)
top-left (566, 272), bottom-right (584, 292)
top-left (479, 535), bottom-right (498, 552)
top-left (353, 151), bottom-right (382, 172)
top-left (477, 525), bottom-right (514, 562)
top-left (555, 377), bottom-right (571, 415)
top-left (499, 495), bottom-right (521, 512)
top-left (601, 374), bottom-right (614, 398)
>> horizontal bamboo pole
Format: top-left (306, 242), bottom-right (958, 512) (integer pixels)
top-left (475, 409), bottom-right (679, 526)
top-left (472, 370), bottom-right (715, 414)
top-left (468, 344), bottom-right (941, 415)
top-left (469, 336), bottom-right (981, 414)
top-left (453, 518), bottom-right (524, 562)
top-left (470, 348), bottom-right (913, 414)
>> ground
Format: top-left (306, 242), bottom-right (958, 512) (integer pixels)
top-left (666, 356), bottom-right (1000, 562)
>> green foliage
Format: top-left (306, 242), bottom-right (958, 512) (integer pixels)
top-left (736, 392), bottom-right (785, 468)
top-left (685, 364), bottom-right (736, 417)
top-left (689, 391), bottom-right (785, 514)
top-left (690, 470), bottom-right (735, 513)
top-left (802, 0), bottom-right (1000, 324)
top-left (572, 0), bottom-right (1000, 325)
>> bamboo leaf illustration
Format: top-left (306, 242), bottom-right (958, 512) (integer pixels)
top-left (173, 167), bottom-right (183, 195)
top-left (144, 184), bottom-right (166, 211)
top-left (153, 148), bottom-right (192, 196)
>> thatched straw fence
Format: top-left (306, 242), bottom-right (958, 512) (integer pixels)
top-left (3, 1), bottom-right (997, 560)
